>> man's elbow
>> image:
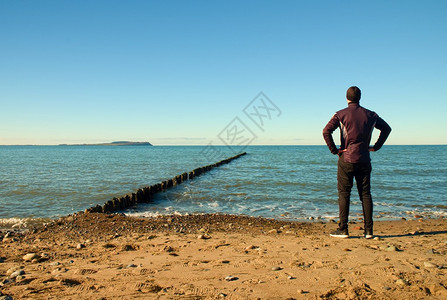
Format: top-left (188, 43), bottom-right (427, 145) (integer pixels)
top-left (380, 124), bottom-right (391, 135)
top-left (322, 126), bottom-right (332, 136)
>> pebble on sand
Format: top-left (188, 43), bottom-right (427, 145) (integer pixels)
top-left (198, 234), bottom-right (211, 240)
top-left (385, 245), bottom-right (400, 252)
top-left (51, 268), bottom-right (67, 275)
top-left (423, 262), bottom-right (437, 268)
top-left (396, 279), bottom-right (409, 286)
top-left (9, 270), bottom-right (25, 279)
top-left (23, 253), bottom-right (40, 262)
top-left (225, 275), bottom-right (238, 281)
top-left (245, 245), bottom-right (258, 251)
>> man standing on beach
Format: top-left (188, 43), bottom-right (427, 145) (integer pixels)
top-left (323, 86), bottom-right (391, 239)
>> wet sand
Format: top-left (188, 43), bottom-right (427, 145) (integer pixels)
top-left (1, 213), bottom-right (446, 299)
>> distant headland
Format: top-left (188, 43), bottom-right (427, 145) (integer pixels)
top-left (58, 141), bottom-right (153, 146)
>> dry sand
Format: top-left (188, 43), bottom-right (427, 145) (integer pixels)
top-left (1, 213), bottom-right (446, 299)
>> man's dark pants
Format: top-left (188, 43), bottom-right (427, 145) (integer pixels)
top-left (337, 154), bottom-right (373, 231)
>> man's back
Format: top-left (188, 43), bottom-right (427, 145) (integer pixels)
top-left (323, 102), bottom-right (391, 163)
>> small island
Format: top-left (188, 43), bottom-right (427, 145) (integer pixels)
top-left (59, 141), bottom-right (153, 146)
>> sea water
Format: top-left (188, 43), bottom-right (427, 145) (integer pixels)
top-left (1, 145), bottom-right (446, 225)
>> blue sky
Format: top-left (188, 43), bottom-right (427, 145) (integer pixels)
top-left (1, 0), bottom-right (446, 145)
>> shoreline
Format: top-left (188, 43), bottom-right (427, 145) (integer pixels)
top-left (1, 210), bottom-right (445, 231)
top-left (1, 212), bottom-right (446, 299)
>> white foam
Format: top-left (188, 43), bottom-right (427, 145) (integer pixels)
top-left (208, 201), bottom-right (220, 208)
top-left (126, 211), bottom-right (162, 218)
top-left (0, 217), bottom-right (35, 229)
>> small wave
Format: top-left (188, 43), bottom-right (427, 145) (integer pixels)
top-left (419, 204), bottom-right (447, 209)
top-left (0, 218), bottom-right (28, 227)
top-left (208, 201), bottom-right (220, 208)
top-left (126, 211), bottom-right (162, 218)
top-left (230, 192), bottom-right (248, 197)
top-left (0, 217), bottom-right (49, 229)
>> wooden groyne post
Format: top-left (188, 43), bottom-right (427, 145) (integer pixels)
top-left (85, 152), bottom-right (247, 214)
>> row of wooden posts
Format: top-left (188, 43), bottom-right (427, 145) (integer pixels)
top-left (85, 152), bottom-right (247, 214)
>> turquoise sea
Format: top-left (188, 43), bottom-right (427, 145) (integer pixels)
top-left (1, 145), bottom-right (446, 226)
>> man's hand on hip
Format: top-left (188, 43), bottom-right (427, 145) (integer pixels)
top-left (338, 149), bottom-right (347, 155)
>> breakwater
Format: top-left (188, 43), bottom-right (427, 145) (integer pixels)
top-left (84, 152), bottom-right (247, 214)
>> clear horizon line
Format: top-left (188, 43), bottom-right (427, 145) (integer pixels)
top-left (1, 143), bottom-right (446, 147)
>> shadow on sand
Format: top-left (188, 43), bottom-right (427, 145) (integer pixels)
top-left (347, 230), bottom-right (447, 239)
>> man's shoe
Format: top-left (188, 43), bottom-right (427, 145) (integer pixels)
top-left (364, 229), bottom-right (373, 239)
top-left (329, 228), bottom-right (349, 238)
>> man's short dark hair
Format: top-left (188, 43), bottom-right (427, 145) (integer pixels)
top-left (346, 86), bottom-right (361, 102)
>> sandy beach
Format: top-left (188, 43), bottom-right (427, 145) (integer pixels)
top-left (1, 213), bottom-right (446, 299)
